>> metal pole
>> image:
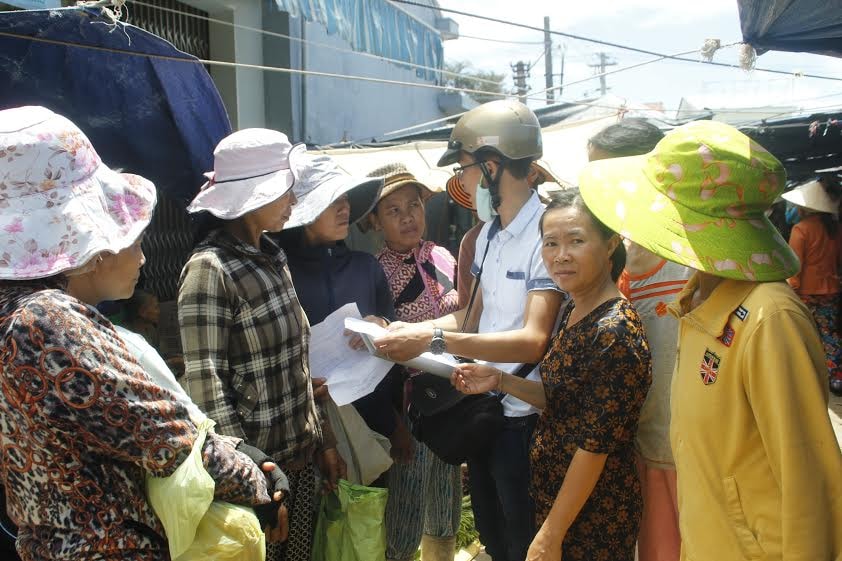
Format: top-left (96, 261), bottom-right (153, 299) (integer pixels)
top-left (544, 16), bottom-right (553, 105)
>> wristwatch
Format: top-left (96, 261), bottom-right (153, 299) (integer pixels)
top-left (430, 327), bottom-right (446, 355)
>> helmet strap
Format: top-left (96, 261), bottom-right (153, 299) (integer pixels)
top-left (479, 161), bottom-right (506, 210)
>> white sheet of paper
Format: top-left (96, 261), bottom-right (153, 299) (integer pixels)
top-left (343, 317), bottom-right (461, 378)
top-left (308, 304), bottom-right (394, 406)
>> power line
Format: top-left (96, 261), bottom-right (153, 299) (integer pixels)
top-left (0, 30), bottom-right (510, 99)
top-left (528, 46), bottom-right (548, 71)
top-left (128, 0), bottom-right (503, 87)
top-left (391, 0), bottom-right (842, 83)
top-left (458, 33), bottom-right (544, 45)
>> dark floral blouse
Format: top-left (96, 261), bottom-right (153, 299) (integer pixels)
top-left (530, 297), bottom-right (651, 561)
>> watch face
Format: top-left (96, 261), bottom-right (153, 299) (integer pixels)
top-left (430, 337), bottom-right (446, 354)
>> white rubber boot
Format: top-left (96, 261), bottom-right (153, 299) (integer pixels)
top-left (421, 534), bottom-right (456, 561)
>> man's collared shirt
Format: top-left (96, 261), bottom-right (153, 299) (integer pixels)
top-left (471, 191), bottom-right (561, 417)
top-left (178, 229), bottom-right (322, 466)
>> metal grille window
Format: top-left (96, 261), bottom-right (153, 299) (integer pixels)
top-left (128, 0), bottom-right (209, 60)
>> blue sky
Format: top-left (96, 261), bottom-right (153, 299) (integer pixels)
top-left (438, 0), bottom-right (842, 116)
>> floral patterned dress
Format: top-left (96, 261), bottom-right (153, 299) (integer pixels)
top-left (529, 297), bottom-right (651, 561)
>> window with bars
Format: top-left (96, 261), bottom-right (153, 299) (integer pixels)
top-left (126, 0), bottom-right (209, 60)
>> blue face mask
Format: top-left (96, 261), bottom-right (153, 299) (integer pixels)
top-left (785, 205), bottom-right (801, 225)
top-left (474, 181), bottom-right (498, 223)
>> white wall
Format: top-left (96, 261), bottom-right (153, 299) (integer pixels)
top-left (190, 0), bottom-right (265, 130)
top-left (299, 19), bottom-right (445, 145)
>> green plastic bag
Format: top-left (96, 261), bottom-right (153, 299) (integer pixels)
top-left (311, 479), bottom-right (388, 561)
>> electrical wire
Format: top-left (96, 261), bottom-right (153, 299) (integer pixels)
top-left (458, 33), bottom-right (544, 45)
top-left (120, 2), bottom-right (841, 118)
top-left (391, 0), bottom-right (842, 83)
top-left (0, 30), bottom-right (510, 99)
top-left (528, 47), bottom-right (548, 71)
top-left (13, 4), bottom-right (837, 142)
top-left (379, 46), bottom-right (705, 138)
top-left (128, 0), bottom-right (504, 87)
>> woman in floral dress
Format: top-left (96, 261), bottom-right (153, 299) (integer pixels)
top-left (453, 187), bottom-right (651, 561)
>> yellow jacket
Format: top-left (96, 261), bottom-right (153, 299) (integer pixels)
top-left (670, 275), bottom-right (842, 561)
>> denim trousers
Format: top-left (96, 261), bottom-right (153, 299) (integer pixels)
top-left (467, 414), bottom-right (538, 561)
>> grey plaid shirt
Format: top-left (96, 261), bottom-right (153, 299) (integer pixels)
top-left (178, 229), bottom-right (323, 466)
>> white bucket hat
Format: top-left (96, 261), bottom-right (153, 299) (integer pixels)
top-left (187, 128), bottom-right (306, 219)
top-left (782, 178), bottom-right (840, 216)
top-left (0, 106), bottom-right (156, 281)
top-left (284, 153), bottom-right (384, 230)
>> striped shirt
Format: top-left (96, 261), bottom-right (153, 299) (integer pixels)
top-left (618, 259), bottom-right (692, 466)
top-left (178, 229), bottom-right (324, 467)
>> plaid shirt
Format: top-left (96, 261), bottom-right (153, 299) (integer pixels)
top-left (178, 229), bottom-right (323, 466)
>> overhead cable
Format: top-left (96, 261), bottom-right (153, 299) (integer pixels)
top-left (390, 0), bottom-right (842, 83)
top-left (129, 0), bottom-right (503, 88)
top-left (0, 30), bottom-right (509, 99)
top-left (458, 33), bottom-right (544, 45)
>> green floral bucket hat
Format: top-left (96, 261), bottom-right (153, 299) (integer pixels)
top-left (579, 120), bottom-right (799, 281)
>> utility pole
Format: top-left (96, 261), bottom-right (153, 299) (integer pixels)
top-left (588, 52), bottom-right (617, 96)
top-left (511, 61), bottom-right (529, 104)
top-left (543, 16), bottom-right (553, 105)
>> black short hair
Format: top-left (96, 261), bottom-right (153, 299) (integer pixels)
top-left (473, 148), bottom-right (533, 180)
top-left (539, 187), bottom-right (626, 282)
top-left (124, 289), bottom-right (156, 321)
top-left (589, 118), bottom-right (664, 158)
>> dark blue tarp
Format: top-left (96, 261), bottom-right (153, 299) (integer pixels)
top-left (0, 7), bottom-right (231, 205)
top-left (738, 0), bottom-right (842, 58)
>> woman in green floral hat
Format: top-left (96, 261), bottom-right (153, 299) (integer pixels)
top-left (578, 119), bottom-right (842, 561)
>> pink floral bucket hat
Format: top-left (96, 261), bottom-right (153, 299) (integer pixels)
top-left (579, 120), bottom-right (799, 282)
top-left (0, 106), bottom-right (156, 281)
top-left (187, 128), bottom-right (305, 219)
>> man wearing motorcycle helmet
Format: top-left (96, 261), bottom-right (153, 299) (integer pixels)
top-left (375, 100), bottom-right (565, 561)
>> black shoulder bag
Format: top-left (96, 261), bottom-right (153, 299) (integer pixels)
top-left (409, 220), bottom-right (538, 465)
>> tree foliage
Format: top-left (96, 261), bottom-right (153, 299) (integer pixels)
top-left (444, 60), bottom-right (506, 104)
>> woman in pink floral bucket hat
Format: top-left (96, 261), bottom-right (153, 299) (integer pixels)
top-left (579, 120), bottom-right (842, 561)
top-left (178, 129), bottom-right (344, 561)
top-left (0, 107), bottom-right (277, 561)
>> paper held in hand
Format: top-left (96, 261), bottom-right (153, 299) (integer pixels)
top-left (308, 304), bottom-right (394, 406)
top-left (343, 317), bottom-right (460, 379)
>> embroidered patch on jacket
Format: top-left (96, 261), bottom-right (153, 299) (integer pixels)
top-left (734, 305), bottom-right (749, 321)
top-left (700, 349), bottom-right (720, 385)
top-left (718, 323), bottom-right (735, 347)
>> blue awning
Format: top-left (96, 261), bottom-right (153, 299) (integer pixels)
top-left (272, 0), bottom-right (443, 80)
top-left (0, 6), bottom-right (231, 205)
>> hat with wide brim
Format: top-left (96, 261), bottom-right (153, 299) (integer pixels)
top-left (782, 179), bottom-right (839, 215)
top-left (0, 106), bottom-right (157, 280)
top-left (578, 120), bottom-right (799, 282)
top-left (357, 162), bottom-right (437, 232)
top-left (446, 160), bottom-right (558, 209)
top-left (284, 153), bottom-right (384, 230)
top-left (187, 129), bottom-right (306, 220)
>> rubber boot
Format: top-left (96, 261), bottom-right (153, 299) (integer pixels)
top-left (421, 534), bottom-right (456, 561)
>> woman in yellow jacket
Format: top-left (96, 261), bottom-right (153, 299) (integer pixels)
top-left (578, 120), bottom-right (842, 561)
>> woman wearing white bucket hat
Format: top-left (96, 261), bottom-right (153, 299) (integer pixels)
top-left (179, 129), bottom-right (343, 561)
top-left (0, 107), bottom-right (276, 561)
top-left (272, 154), bottom-right (413, 468)
top-left (782, 176), bottom-right (842, 395)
